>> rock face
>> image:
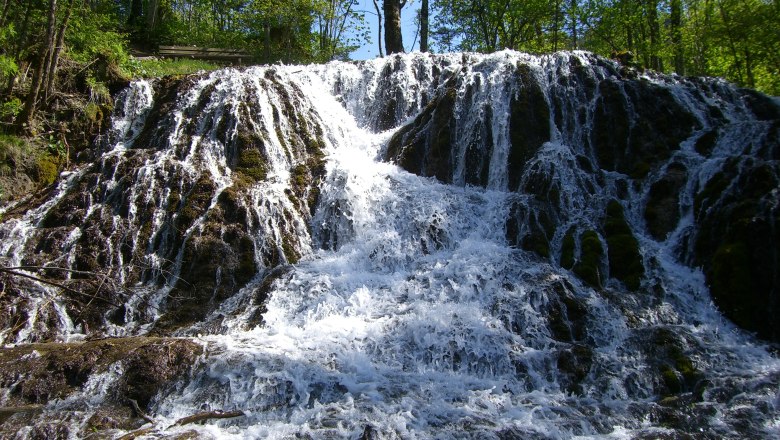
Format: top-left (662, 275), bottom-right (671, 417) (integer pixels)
top-left (0, 68), bottom-right (327, 341)
top-left (0, 52), bottom-right (778, 439)
top-left (380, 53), bottom-right (780, 342)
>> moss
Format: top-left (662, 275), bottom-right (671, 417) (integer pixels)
top-left (291, 163), bottom-right (308, 190)
top-left (573, 230), bottom-right (603, 288)
top-left (384, 87), bottom-right (456, 183)
top-left (645, 328), bottom-right (704, 398)
top-left (709, 241), bottom-right (753, 328)
top-left (0, 338), bottom-right (201, 409)
top-left (34, 156), bottom-right (60, 187)
top-left (236, 148), bottom-right (268, 182)
top-left (629, 161), bottom-right (651, 179)
top-left (604, 200), bottom-right (644, 291)
top-left (560, 227), bottom-right (576, 269)
top-left (507, 64), bottom-right (550, 191)
top-left (281, 234), bottom-right (299, 264)
top-left (644, 164), bottom-right (687, 240)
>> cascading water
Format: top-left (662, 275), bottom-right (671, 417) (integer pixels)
top-left (0, 51), bottom-right (778, 439)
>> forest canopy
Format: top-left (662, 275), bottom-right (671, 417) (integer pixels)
top-left (0, 0), bottom-right (778, 135)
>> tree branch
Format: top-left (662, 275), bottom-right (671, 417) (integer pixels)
top-left (173, 409), bottom-right (245, 426)
top-left (0, 266), bottom-right (121, 307)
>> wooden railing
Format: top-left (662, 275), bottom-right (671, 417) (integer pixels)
top-left (158, 46), bottom-right (251, 63)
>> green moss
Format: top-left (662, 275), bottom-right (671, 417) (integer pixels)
top-left (603, 200), bottom-right (644, 291)
top-left (281, 235), bottom-right (299, 264)
top-left (236, 148), bottom-right (267, 182)
top-left (560, 227), bottom-right (576, 269)
top-left (34, 156), bottom-right (60, 186)
top-left (573, 230), bottom-right (603, 288)
top-left (291, 163), bottom-right (307, 189)
top-left (710, 241), bottom-right (753, 328)
top-left (507, 64), bottom-right (550, 190)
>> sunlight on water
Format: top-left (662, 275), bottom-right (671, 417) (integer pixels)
top-left (0, 51), bottom-right (778, 439)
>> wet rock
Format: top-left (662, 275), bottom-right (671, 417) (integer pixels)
top-left (573, 230), bottom-right (604, 288)
top-left (604, 200), bottom-right (644, 291)
top-left (592, 79), bottom-right (698, 176)
top-left (385, 87), bottom-right (456, 183)
top-left (645, 163), bottom-right (688, 240)
top-left (0, 337), bottom-right (201, 410)
top-left (693, 157), bottom-right (780, 342)
top-left (507, 64), bottom-right (551, 191)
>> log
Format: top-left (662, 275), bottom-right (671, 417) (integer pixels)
top-left (174, 409), bottom-right (245, 426)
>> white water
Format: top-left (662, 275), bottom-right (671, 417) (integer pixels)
top-left (1, 52), bottom-right (778, 438)
top-left (152, 55), bottom-right (778, 438)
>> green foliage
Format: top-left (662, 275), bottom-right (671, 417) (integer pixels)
top-left (0, 98), bottom-right (22, 121)
top-left (127, 58), bottom-right (219, 79)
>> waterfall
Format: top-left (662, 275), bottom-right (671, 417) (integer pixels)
top-left (0, 51), bottom-right (778, 439)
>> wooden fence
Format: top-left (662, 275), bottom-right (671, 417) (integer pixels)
top-left (158, 46), bottom-right (251, 64)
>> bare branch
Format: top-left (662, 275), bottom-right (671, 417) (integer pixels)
top-left (174, 409), bottom-right (245, 426)
top-left (128, 398), bottom-right (155, 424)
top-left (0, 267), bottom-right (121, 307)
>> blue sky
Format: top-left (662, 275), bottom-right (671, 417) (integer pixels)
top-left (348, 0), bottom-right (424, 60)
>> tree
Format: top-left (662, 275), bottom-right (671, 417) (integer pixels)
top-left (420, 0), bottom-right (429, 52)
top-left (20, 0), bottom-right (58, 130)
top-left (372, 0), bottom-right (384, 56)
top-left (315, 0), bottom-right (370, 61)
top-left (384, 0), bottom-right (404, 54)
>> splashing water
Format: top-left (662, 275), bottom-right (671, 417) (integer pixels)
top-left (0, 52), bottom-right (778, 439)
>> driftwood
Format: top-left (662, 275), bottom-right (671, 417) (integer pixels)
top-left (174, 409), bottom-right (245, 426)
top-left (118, 402), bottom-right (244, 439)
top-left (128, 398), bottom-right (155, 424)
top-left (117, 426), bottom-right (155, 440)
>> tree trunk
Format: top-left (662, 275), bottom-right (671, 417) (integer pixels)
top-left (147, 0), bottom-right (160, 41)
top-left (670, 0), bottom-right (684, 74)
top-left (570, 0), bottom-right (578, 49)
top-left (0, 0), bottom-right (10, 28)
top-left (372, 0), bottom-right (384, 56)
top-left (420, 0), bottom-right (428, 52)
top-left (128, 0), bottom-right (142, 26)
top-left (20, 0), bottom-right (58, 130)
top-left (45, 0), bottom-right (76, 101)
top-left (647, 0), bottom-right (662, 71)
top-left (264, 20), bottom-right (271, 62)
top-left (384, 0), bottom-right (404, 54)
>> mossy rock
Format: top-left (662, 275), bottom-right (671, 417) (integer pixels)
top-left (560, 227), bottom-right (576, 270)
top-left (235, 147), bottom-right (268, 183)
top-left (644, 163), bottom-right (687, 240)
top-left (592, 79), bottom-right (697, 175)
top-left (639, 328), bottom-right (703, 398)
top-left (573, 230), bottom-right (604, 288)
top-left (604, 200), bottom-right (644, 291)
top-left (693, 157), bottom-right (780, 342)
top-left (546, 279), bottom-right (588, 343)
top-left (385, 87), bottom-right (456, 183)
top-left (507, 64), bottom-right (550, 191)
top-left (0, 337), bottom-right (201, 409)
top-left (556, 344), bottom-right (593, 395)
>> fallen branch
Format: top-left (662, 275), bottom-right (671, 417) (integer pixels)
top-left (0, 267), bottom-right (121, 307)
top-left (128, 398), bottom-right (155, 424)
top-left (174, 409), bottom-right (245, 426)
top-left (117, 426), bottom-right (155, 440)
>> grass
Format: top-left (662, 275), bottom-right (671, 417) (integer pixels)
top-left (128, 58), bottom-right (221, 79)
